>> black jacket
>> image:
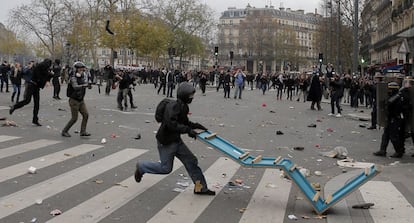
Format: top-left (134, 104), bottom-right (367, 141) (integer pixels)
top-left (68, 74), bottom-right (88, 101)
top-left (31, 59), bottom-right (53, 89)
top-left (156, 99), bottom-right (197, 145)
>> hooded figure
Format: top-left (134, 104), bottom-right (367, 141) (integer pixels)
top-left (135, 82), bottom-right (216, 195)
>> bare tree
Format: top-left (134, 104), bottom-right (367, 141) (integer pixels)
top-left (9, 0), bottom-right (68, 59)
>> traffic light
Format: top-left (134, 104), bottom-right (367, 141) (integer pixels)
top-left (214, 46), bottom-right (218, 56)
top-left (230, 51), bottom-right (234, 60)
top-left (318, 53), bottom-right (323, 63)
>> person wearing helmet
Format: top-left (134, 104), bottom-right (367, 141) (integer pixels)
top-left (10, 58), bottom-right (53, 126)
top-left (134, 82), bottom-right (216, 195)
top-left (61, 61), bottom-right (92, 137)
top-left (373, 82), bottom-right (405, 158)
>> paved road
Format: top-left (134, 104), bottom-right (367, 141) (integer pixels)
top-left (0, 83), bottom-right (413, 222)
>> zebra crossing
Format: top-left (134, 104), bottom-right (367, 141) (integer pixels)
top-left (0, 135), bottom-right (413, 222)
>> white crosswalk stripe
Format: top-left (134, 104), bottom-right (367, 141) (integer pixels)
top-left (1, 136), bottom-right (413, 223)
top-left (147, 157), bottom-right (240, 223)
top-left (46, 159), bottom-right (183, 223)
top-left (0, 144), bottom-right (103, 183)
top-left (0, 135), bottom-right (21, 143)
top-left (360, 181), bottom-right (414, 223)
top-left (0, 148), bottom-right (146, 219)
top-left (240, 169), bottom-right (291, 223)
top-left (0, 139), bottom-right (61, 159)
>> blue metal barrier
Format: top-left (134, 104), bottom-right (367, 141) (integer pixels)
top-left (197, 130), bottom-right (380, 214)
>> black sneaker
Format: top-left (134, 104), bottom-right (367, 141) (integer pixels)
top-left (9, 106), bottom-right (15, 115)
top-left (61, 132), bottom-right (71, 137)
top-left (134, 164), bottom-right (142, 183)
top-left (373, 151), bottom-right (386, 157)
top-left (80, 132), bottom-right (91, 137)
top-left (194, 189), bottom-right (216, 196)
top-left (131, 105), bottom-right (137, 109)
top-left (32, 121), bottom-right (42, 126)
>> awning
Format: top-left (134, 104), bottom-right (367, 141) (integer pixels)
top-left (383, 64), bottom-right (403, 73)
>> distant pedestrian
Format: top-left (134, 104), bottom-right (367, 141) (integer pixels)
top-left (307, 73), bottom-right (323, 110)
top-left (10, 63), bottom-right (23, 103)
top-left (233, 69), bottom-right (246, 99)
top-left (52, 59), bottom-right (62, 99)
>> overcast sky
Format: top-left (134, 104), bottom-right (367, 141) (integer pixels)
top-left (0, 0), bottom-right (322, 26)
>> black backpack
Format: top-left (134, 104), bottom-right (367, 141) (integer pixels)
top-left (155, 98), bottom-right (175, 122)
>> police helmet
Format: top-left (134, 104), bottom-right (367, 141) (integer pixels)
top-left (177, 82), bottom-right (196, 104)
top-left (73, 61), bottom-right (86, 69)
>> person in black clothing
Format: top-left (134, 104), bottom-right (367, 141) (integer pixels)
top-left (0, 61), bottom-right (10, 92)
top-left (329, 74), bottom-right (344, 117)
top-left (134, 82), bottom-right (215, 195)
top-left (343, 74), bottom-right (352, 103)
top-left (367, 73), bottom-right (384, 130)
top-left (260, 74), bottom-right (268, 95)
top-left (199, 72), bottom-right (208, 95)
top-left (61, 61), bottom-right (92, 137)
top-left (285, 75), bottom-right (295, 101)
top-left (10, 59), bottom-right (53, 126)
top-left (223, 70), bottom-right (231, 98)
top-left (166, 70), bottom-right (175, 97)
top-left (104, 65), bottom-right (115, 95)
top-left (158, 69), bottom-right (167, 95)
top-left (307, 73), bottom-right (323, 110)
top-left (52, 59), bottom-right (62, 99)
top-left (373, 82), bottom-right (405, 158)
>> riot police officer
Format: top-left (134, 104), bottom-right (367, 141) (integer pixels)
top-left (373, 82), bottom-right (405, 158)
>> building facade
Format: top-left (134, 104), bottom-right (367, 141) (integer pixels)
top-left (217, 4), bottom-right (322, 73)
top-left (361, 0), bottom-right (414, 75)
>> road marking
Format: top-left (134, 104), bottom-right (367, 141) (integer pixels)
top-left (360, 181), bottom-right (414, 223)
top-left (0, 139), bottom-right (61, 159)
top-left (0, 148), bottom-right (146, 219)
top-left (0, 135), bottom-right (21, 143)
top-left (147, 157), bottom-right (240, 223)
top-left (46, 160), bottom-right (184, 223)
top-left (240, 169), bottom-right (291, 223)
top-left (0, 144), bottom-right (103, 183)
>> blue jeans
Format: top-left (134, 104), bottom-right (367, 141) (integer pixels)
top-left (138, 140), bottom-right (209, 192)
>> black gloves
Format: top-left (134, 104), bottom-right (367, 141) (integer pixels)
top-left (188, 129), bottom-right (198, 139)
top-left (193, 123), bottom-right (207, 130)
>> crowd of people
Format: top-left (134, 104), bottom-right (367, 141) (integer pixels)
top-left (2, 60), bottom-right (414, 159)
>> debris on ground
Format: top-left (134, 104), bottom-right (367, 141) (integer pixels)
top-left (28, 166), bottom-right (37, 174)
top-left (31, 217), bottom-right (37, 222)
top-left (359, 123), bottom-right (367, 128)
top-left (299, 168), bottom-right (310, 177)
top-left (50, 209), bottom-right (62, 216)
top-left (265, 183), bottom-right (278, 188)
top-left (269, 110), bottom-right (276, 113)
top-left (58, 108), bottom-right (66, 111)
top-left (288, 214), bottom-right (298, 220)
top-left (320, 146), bottom-right (348, 159)
top-left (307, 123), bottom-right (317, 128)
top-left (172, 188), bottom-right (186, 193)
top-left (276, 130), bottom-right (284, 135)
top-left (101, 138), bottom-right (107, 144)
top-left (352, 203), bottom-right (375, 209)
top-left (337, 158), bottom-right (374, 168)
top-left (262, 103), bottom-right (267, 107)
top-left (239, 208), bottom-right (247, 213)
top-left (293, 146), bottom-right (304, 151)
top-left (35, 199), bottom-right (43, 205)
top-left (93, 179), bottom-right (104, 184)
top-left (1, 119), bottom-right (17, 127)
top-left (311, 182), bottom-right (321, 191)
top-left (314, 171), bottom-right (322, 176)
top-left (326, 128), bottom-right (334, 133)
top-left (134, 134), bottom-right (141, 140)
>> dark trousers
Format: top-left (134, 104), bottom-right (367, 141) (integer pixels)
top-left (330, 93), bottom-right (342, 114)
top-left (167, 82), bottom-right (174, 97)
top-left (224, 85), bottom-right (230, 98)
top-left (371, 103), bottom-right (377, 127)
top-left (105, 79), bottom-right (113, 95)
top-left (380, 118), bottom-right (404, 154)
top-left (13, 82), bottom-right (40, 122)
top-left (11, 84), bottom-right (21, 103)
top-left (63, 98), bottom-right (89, 134)
top-left (1, 75), bottom-right (9, 92)
top-left (158, 82), bottom-right (166, 95)
top-left (52, 77), bottom-right (60, 97)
